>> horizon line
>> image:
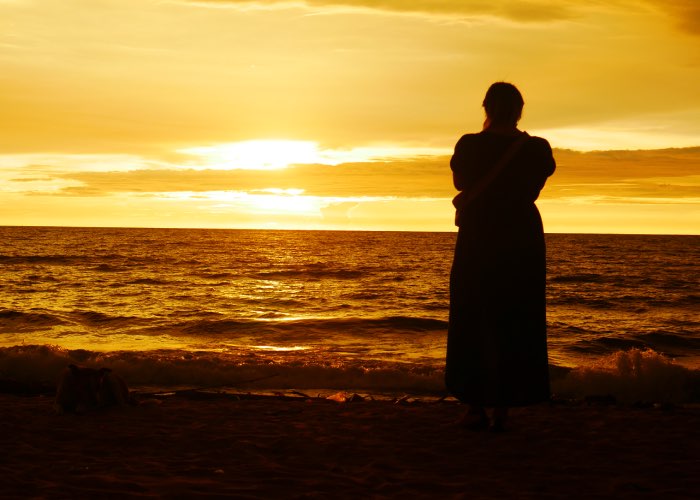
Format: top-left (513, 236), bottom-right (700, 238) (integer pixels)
top-left (2, 224), bottom-right (697, 237)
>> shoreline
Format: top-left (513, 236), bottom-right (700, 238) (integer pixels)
top-left (2, 392), bottom-right (699, 498)
top-left (3, 343), bottom-right (700, 408)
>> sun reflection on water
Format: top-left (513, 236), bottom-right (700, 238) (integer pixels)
top-left (252, 345), bottom-right (309, 352)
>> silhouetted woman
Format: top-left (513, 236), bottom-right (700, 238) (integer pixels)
top-left (446, 82), bottom-right (555, 431)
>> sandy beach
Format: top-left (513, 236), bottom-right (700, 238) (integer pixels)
top-left (1, 392), bottom-right (698, 499)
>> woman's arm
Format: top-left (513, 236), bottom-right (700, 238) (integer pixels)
top-left (450, 136), bottom-right (469, 191)
top-left (525, 138), bottom-right (556, 201)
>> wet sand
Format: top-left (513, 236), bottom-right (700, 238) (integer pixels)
top-left (1, 393), bottom-right (698, 498)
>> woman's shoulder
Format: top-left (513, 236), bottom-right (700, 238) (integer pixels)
top-left (454, 131), bottom-right (553, 154)
top-left (454, 132), bottom-right (481, 145)
top-left (525, 134), bottom-right (553, 151)
top-left (454, 131), bottom-right (498, 152)
top-left (523, 134), bottom-right (556, 175)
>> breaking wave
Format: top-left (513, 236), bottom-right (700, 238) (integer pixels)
top-left (2, 345), bottom-right (699, 403)
top-left (551, 349), bottom-right (700, 404)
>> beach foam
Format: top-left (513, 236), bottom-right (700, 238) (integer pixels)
top-left (2, 345), bottom-right (699, 403)
top-left (552, 349), bottom-right (700, 404)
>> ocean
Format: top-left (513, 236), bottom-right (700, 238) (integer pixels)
top-left (1, 227), bottom-right (699, 402)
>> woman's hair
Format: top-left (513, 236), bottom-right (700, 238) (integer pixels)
top-left (482, 82), bottom-right (524, 127)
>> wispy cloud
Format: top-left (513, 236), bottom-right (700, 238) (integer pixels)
top-left (4, 147), bottom-right (698, 204)
top-left (2, 146), bottom-right (698, 233)
top-left (545, 147), bottom-right (700, 202)
top-left (183, 0), bottom-right (580, 22)
top-left (647, 0), bottom-right (700, 36)
top-left (183, 0), bottom-right (700, 35)
top-left (50, 158), bottom-right (451, 198)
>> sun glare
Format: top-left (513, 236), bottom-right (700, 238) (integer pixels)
top-left (178, 140), bottom-right (320, 170)
top-left (247, 192), bottom-right (318, 215)
top-left (178, 140), bottom-right (451, 171)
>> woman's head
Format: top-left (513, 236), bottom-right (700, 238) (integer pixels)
top-left (482, 82), bottom-right (524, 128)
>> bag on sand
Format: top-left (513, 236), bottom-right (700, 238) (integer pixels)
top-left (54, 364), bottom-right (130, 413)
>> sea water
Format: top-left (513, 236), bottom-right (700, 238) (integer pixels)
top-left (0, 227), bottom-right (698, 402)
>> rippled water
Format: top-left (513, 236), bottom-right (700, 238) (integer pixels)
top-left (0, 227), bottom-right (698, 398)
top-left (545, 233), bottom-right (700, 366)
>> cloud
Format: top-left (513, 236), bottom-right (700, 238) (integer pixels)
top-left (544, 147), bottom-right (700, 201)
top-left (6, 146), bottom-right (695, 206)
top-left (3, 146), bottom-right (698, 233)
top-left (49, 157), bottom-right (451, 198)
top-left (183, 0), bottom-right (579, 22)
top-left (184, 0), bottom-right (700, 35)
top-left (320, 201), bottom-right (359, 222)
top-left (553, 147), bottom-right (700, 181)
top-left (646, 0), bottom-right (700, 36)
top-left (8, 177), bottom-right (54, 183)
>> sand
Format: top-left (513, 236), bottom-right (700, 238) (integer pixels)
top-left (1, 392), bottom-right (698, 499)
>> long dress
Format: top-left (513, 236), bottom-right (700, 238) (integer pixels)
top-left (446, 130), bottom-right (556, 407)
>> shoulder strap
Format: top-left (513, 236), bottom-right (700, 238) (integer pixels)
top-left (452, 132), bottom-right (529, 209)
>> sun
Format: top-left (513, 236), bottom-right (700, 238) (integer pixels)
top-left (178, 140), bottom-right (320, 170)
top-left (177, 139), bottom-right (451, 171)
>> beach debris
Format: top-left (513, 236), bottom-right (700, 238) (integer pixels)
top-left (326, 391), bottom-right (365, 403)
top-left (54, 364), bottom-right (131, 414)
top-left (134, 373), bottom-right (281, 399)
top-left (394, 395), bottom-right (419, 405)
top-left (288, 390), bottom-right (312, 399)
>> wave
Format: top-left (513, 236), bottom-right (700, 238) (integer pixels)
top-left (1, 345), bottom-right (698, 403)
top-left (0, 307), bottom-right (448, 337)
top-left (569, 331), bottom-right (700, 360)
top-left (0, 345), bottom-right (444, 395)
top-left (253, 269), bottom-right (365, 280)
top-left (0, 309), bottom-right (149, 332)
top-left (549, 294), bottom-right (699, 309)
top-left (69, 310), bottom-right (144, 327)
top-left (549, 297), bottom-right (617, 308)
top-left (649, 295), bottom-right (700, 307)
top-left (0, 254), bottom-right (82, 265)
top-left (21, 274), bottom-right (60, 283)
top-left (175, 316), bottom-right (448, 336)
top-left (195, 272), bottom-right (238, 280)
top-left (551, 349), bottom-right (700, 404)
top-left (0, 309), bottom-right (66, 331)
top-left (93, 264), bottom-right (125, 272)
top-left (550, 273), bottom-right (604, 283)
top-left (127, 278), bottom-right (171, 285)
top-left (637, 332), bottom-right (700, 350)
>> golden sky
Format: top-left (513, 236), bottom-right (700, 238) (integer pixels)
top-left (1, 0), bottom-right (698, 233)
